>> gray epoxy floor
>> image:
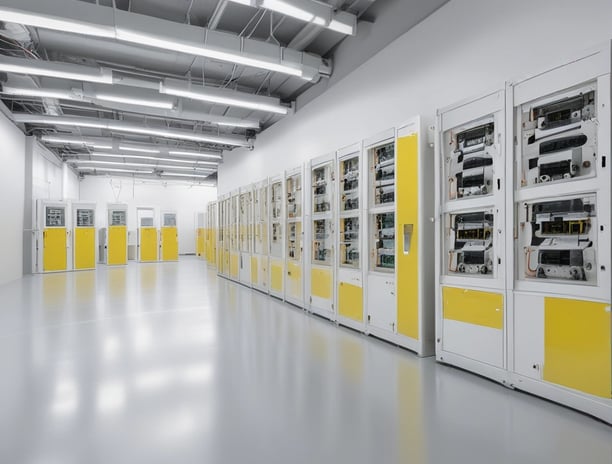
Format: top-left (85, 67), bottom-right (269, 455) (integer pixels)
top-left (0, 257), bottom-right (610, 464)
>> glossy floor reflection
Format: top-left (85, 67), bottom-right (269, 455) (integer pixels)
top-left (0, 257), bottom-right (610, 464)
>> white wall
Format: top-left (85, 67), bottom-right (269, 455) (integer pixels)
top-left (79, 176), bottom-right (217, 254)
top-left (32, 141), bottom-right (79, 201)
top-left (0, 111), bottom-right (25, 285)
top-left (219, 0), bottom-right (612, 192)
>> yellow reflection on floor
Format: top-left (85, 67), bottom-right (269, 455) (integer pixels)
top-left (140, 265), bottom-right (157, 291)
top-left (107, 267), bottom-right (126, 298)
top-left (42, 273), bottom-right (67, 307)
top-left (74, 271), bottom-right (95, 303)
top-left (309, 330), bottom-right (327, 361)
top-left (340, 337), bottom-right (363, 384)
top-left (397, 357), bottom-right (425, 463)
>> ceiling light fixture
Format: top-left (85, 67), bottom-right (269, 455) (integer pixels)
top-left (70, 159), bottom-right (215, 172)
top-left (118, 145), bottom-right (160, 154)
top-left (94, 93), bottom-right (175, 110)
top-left (160, 79), bottom-right (289, 115)
top-left (0, 55), bottom-right (112, 83)
top-left (168, 150), bottom-right (223, 160)
top-left (115, 28), bottom-right (303, 78)
top-left (13, 114), bottom-right (252, 148)
top-left (159, 172), bottom-right (214, 180)
top-left (0, 85), bottom-right (78, 101)
top-left (228, 0), bottom-right (355, 35)
top-left (80, 152), bottom-right (218, 166)
top-left (78, 167), bottom-right (154, 174)
top-left (39, 135), bottom-right (113, 149)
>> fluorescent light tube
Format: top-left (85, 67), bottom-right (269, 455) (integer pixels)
top-left (78, 167), bottom-right (154, 174)
top-left (39, 135), bottom-right (113, 150)
top-left (0, 9), bottom-right (115, 39)
top-left (116, 28), bottom-right (303, 78)
top-left (328, 18), bottom-right (355, 35)
top-left (168, 150), bottom-right (223, 160)
top-left (160, 172), bottom-right (213, 179)
top-left (13, 114), bottom-right (251, 147)
top-left (95, 93), bottom-right (175, 110)
top-left (0, 55), bottom-right (112, 83)
top-left (0, 86), bottom-right (76, 100)
top-left (118, 145), bottom-right (161, 154)
top-left (261, 0), bottom-right (321, 23)
top-left (71, 159), bottom-right (215, 172)
top-left (87, 153), bottom-right (218, 165)
top-left (160, 80), bottom-right (289, 115)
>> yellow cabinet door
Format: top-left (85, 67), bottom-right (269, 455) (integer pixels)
top-left (338, 282), bottom-right (363, 322)
top-left (43, 228), bottom-right (67, 272)
top-left (108, 225), bottom-right (127, 265)
top-left (311, 267), bottom-right (332, 300)
top-left (140, 227), bottom-right (158, 262)
top-left (161, 227), bottom-right (178, 261)
top-left (270, 260), bottom-right (283, 292)
top-left (396, 132), bottom-right (420, 340)
top-left (74, 227), bottom-right (95, 270)
top-left (442, 287), bottom-right (504, 329)
top-left (287, 261), bottom-right (302, 299)
top-left (544, 297), bottom-right (611, 398)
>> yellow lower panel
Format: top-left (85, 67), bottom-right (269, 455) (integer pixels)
top-left (287, 261), bottom-right (302, 299)
top-left (544, 297), bottom-right (611, 398)
top-left (230, 253), bottom-right (239, 278)
top-left (311, 267), bottom-right (332, 300)
top-left (442, 287), bottom-right (503, 330)
top-left (140, 227), bottom-right (158, 262)
top-left (251, 256), bottom-right (258, 284)
top-left (338, 282), bottom-right (363, 322)
top-left (396, 133), bottom-right (420, 340)
top-left (74, 227), bottom-right (95, 270)
top-left (161, 227), bottom-right (178, 261)
top-left (43, 228), bottom-right (67, 272)
top-left (108, 226), bottom-right (127, 265)
top-left (271, 260), bottom-right (283, 292)
top-left (196, 228), bottom-right (205, 257)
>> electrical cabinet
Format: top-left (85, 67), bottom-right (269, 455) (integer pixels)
top-left (238, 186), bottom-right (253, 286)
top-left (252, 179), bottom-right (269, 293)
top-left (160, 211), bottom-right (178, 261)
top-left (308, 153), bottom-right (335, 318)
top-left (336, 143), bottom-right (366, 331)
top-left (508, 42), bottom-right (611, 423)
top-left (364, 119), bottom-right (435, 355)
top-left (137, 207), bottom-right (158, 262)
top-left (285, 167), bottom-right (304, 307)
top-left (72, 203), bottom-right (96, 271)
top-left (100, 204), bottom-right (128, 266)
top-left (269, 175), bottom-right (285, 299)
top-left (436, 91), bottom-right (507, 378)
top-left (366, 129), bottom-right (397, 336)
top-left (36, 200), bottom-right (69, 273)
top-left (229, 191), bottom-right (240, 280)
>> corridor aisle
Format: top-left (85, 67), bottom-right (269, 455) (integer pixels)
top-left (0, 257), bottom-right (610, 463)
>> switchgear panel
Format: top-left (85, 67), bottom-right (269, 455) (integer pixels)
top-left (518, 83), bottom-right (597, 188)
top-left (371, 212), bottom-right (395, 271)
top-left (517, 195), bottom-right (597, 284)
top-left (445, 209), bottom-right (496, 276)
top-left (46, 207), bottom-right (65, 227)
top-left (370, 142), bottom-right (395, 206)
top-left (443, 119), bottom-right (497, 200)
